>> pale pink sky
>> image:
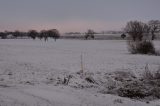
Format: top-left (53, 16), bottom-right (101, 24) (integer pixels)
top-left (0, 0), bottom-right (159, 33)
top-left (0, 19), bottom-right (125, 33)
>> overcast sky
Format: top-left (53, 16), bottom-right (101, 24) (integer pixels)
top-left (0, 0), bottom-right (159, 33)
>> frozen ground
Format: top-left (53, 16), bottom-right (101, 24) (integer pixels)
top-left (0, 39), bottom-right (160, 106)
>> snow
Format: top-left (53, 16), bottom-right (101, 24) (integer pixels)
top-left (0, 39), bottom-right (160, 106)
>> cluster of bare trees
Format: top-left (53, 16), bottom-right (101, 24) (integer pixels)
top-left (148, 20), bottom-right (160, 40)
top-left (0, 31), bottom-right (27, 39)
top-left (0, 29), bottom-right (60, 41)
top-left (125, 20), bottom-right (160, 55)
top-left (28, 29), bottom-right (60, 41)
top-left (125, 20), bottom-right (160, 41)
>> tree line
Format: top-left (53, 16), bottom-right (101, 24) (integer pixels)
top-left (124, 20), bottom-right (160, 55)
top-left (0, 29), bottom-right (60, 41)
top-left (124, 20), bottom-right (160, 41)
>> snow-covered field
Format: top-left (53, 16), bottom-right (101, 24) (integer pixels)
top-left (0, 39), bottom-right (160, 106)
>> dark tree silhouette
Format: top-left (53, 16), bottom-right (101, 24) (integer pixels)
top-left (124, 21), bottom-right (149, 41)
top-left (0, 32), bottom-right (7, 39)
top-left (85, 29), bottom-right (95, 40)
top-left (13, 30), bottom-right (21, 38)
top-left (121, 33), bottom-right (126, 39)
top-left (46, 29), bottom-right (60, 41)
top-left (28, 30), bottom-right (39, 40)
top-left (148, 20), bottom-right (160, 40)
top-left (39, 30), bottom-right (46, 41)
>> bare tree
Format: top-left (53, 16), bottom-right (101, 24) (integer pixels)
top-left (85, 29), bottom-right (95, 40)
top-left (39, 30), bottom-right (47, 41)
top-left (46, 29), bottom-right (60, 41)
top-left (125, 21), bottom-right (149, 41)
top-left (28, 30), bottom-right (39, 40)
top-left (148, 20), bottom-right (160, 40)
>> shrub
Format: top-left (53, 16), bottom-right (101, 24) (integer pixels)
top-left (85, 76), bottom-right (95, 83)
top-left (127, 40), bottom-right (138, 54)
top-left (151, 87), bottom-right (160, 98)
top-left (127, 40), bottom-right (156, 55)
top-left (136, 41), bottom-right (155, 54)
top-left (105, 66), bottom-right (160, 100)
top-left (117, 80), bottom-right (149, 98)
top-left (142, 64), bottom-right (154, 80)
top-left (116, 66), bottom-right (160, 99)
top-left (117, 80), bottom-right (160, 99)
top-left (121, 33), bottom-right (126, 39)
top-left (113, 71), bottom-right (136, 81)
